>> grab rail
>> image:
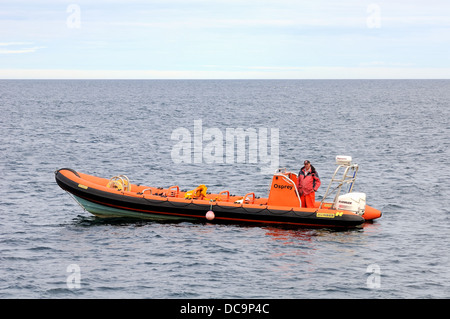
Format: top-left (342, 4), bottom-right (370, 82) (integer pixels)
top-left (243, 192), bottom-right (255, 204)
top-left (218, 190), bottom-right (230, 202)
top-left (141, 188), bottom-right (153, 195)
top-left (167, 185), bottom-right (179, 197)
top-left (119, 175), bottom-right (131, 192)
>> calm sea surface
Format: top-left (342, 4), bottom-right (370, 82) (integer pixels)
top-left (0, 80), bottom-right (449, 299)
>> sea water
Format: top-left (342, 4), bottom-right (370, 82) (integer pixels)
top-left (0, 80), bottom-right (449, 298)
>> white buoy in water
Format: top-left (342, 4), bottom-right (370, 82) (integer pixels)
top-left (205, 210), bottom-right (215, 221)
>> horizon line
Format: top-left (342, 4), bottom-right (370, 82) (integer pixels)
top-left (1, 67), bottom-right (449, 80)
top-left (1, 78), bottom-right (449, 80)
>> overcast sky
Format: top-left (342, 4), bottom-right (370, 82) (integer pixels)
top-left (1, 0), bottom-right (449, 79)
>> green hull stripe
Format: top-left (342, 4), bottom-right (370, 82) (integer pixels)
top-left (72, 195), bottom-right (194, 220)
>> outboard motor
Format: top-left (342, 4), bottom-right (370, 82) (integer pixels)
top-left (336, 192), bottom-right (366, 216)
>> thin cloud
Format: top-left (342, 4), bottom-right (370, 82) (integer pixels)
top-left (0, 42), bottom-right (34, 46)
top-left (0, 43), bottom-right (45, 54)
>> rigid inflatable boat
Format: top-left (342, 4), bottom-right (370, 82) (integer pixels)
top-left (55, 156), bottom-right (381, 228)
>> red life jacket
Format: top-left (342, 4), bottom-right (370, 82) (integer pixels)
top-left (297, 165), bottom-right (321, 195)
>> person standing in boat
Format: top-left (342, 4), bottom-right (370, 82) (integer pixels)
top-left (297, 160), bottom-right (321, 208)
